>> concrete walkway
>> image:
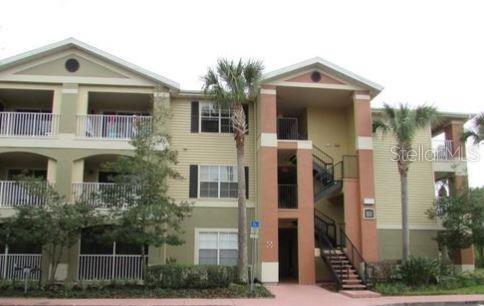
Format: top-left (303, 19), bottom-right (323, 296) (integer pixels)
top-left (0, 285), bottom-right (483, 306)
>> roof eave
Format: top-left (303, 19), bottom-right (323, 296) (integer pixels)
top-left (262, 57), bottom-right (384, 96)
top-left (0, 38), bottom-right (180, 90)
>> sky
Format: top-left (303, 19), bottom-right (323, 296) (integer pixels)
top-left (0, 0), bottom-right (483, 186)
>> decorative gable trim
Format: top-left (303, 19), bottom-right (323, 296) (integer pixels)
top-left (0, 38), bottom-right (179, 89)
top-left (262, 57), bottom-right (383, 96)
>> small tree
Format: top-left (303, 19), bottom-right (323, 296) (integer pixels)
top-left (427, 187), bottom-right (484, 262)
top-left (4, 178), bottom-right (101, 283)
top-left (373, 103), bottom-right (438, 262)
top-left (102, 94), bottom-right (191, 270)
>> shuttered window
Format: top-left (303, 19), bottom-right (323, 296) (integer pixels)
top-left (190, 165), bottom-right (249, 199)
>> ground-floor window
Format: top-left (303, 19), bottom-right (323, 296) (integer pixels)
top-left (196, 229), bottom-right (238, 266)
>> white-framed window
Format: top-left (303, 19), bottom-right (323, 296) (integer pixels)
top-left (200, 102), bottom-right (232, 133)
top-left (195, 229), bottom-right (238, 266)
top-left (199, 165), bottom-right (238, 198)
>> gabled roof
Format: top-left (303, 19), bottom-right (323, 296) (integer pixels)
top-left (262, 57), bottom-right (384, 96)
top-left (0, 38), bottom-right (180, 90)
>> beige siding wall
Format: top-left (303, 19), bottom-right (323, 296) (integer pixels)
top-left (306, 105), bottom-right (354, 162)
top-left (373, 126), bottom-right (438, 228)
top-left (378, 229), bottom-right (439, 260)
top-left (168, 98), bottom-right (257, 205)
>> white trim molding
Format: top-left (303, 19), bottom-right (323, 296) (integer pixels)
top-left (61, 88), bottom-right (78, 94)
top-left (458, 264), bottom-right (475, 273)
top-left (260, 89), bottom-right (276, 95)
top-left (433, 160), bottom-right (467, 176)
top-left (262, 57), bottom-right (384, 94)
top-left (377, 223), bottom-right (444, 230)
top-left (259, 133), bottom-right (278, 147)
top-left (261, 261), bottom-right (279, 283)
top-left (297, 140), bottom-right (313, 150)
top-left (356, 136), bottom-right (373, 150)
top-left (363, 198), bottom-right (375, 205)
top-left (193, 228), bottom-right (238, 265)
top-left (0, 37), bottom-right (180, 90)
top-left (354, 93), bottom-right (371, 101)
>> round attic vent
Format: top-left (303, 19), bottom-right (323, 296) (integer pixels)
top-left (65, 58), bottom-right (80, 73)
top-left (310, 71), bottom-right (321, 82)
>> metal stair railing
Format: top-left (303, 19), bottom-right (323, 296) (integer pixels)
top-left (314, 210), bottom-right (370, 289)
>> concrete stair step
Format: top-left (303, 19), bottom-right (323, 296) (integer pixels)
top-left (342, 278), bottom-right (363, 283)
top-left (339, 290), bottom-right (381, 298)
top-left (342, 284), bottom-right (367, 290)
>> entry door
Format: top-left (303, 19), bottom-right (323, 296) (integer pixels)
top-left (278, 228), bottom-right (299, 281)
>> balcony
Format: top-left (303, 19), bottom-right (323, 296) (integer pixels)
top-left (0, 112), bottom-right (59, 137)
top-left (432, 139), bottom-right (456, 161)
top-left (278, 150), bottom-right (298, 208)
top-left (0, 88), bottom-right (56, 137)
top-left (0, 181), bottom-right (46, 207)
top-left (72, 182), bottom-right (138, 208)
top-left (277, 117), bottom-right (307, 140)
top-left (278, 184), bottom-right (297, 208)
top-left (76, 114), bottom-right (152, 140)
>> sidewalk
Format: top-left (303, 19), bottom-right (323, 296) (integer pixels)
top-left (0, 284), bottom-right (483, 306)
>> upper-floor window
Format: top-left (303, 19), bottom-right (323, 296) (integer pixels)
top-left (200, 102), bottom-right (233, 133)
top-left (199, 165), bottom-right (238, 198)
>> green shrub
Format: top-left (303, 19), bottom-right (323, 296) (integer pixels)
top-left (145, 264), bottom-right (237, 289)
top-left (369, 260), bottom-right (400, 282)
top-left (398, 257), bottom-right (442, 286)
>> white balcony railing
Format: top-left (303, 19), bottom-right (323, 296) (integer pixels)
top-left (0, 112), bottom-right (59, 137)
top-left (76, 115), bottom-right (152, 140)
top-left (78, 254), bottom-right (146, 280)
top-left (432, 139), bottom-right (455, 161)
top-left (72, 182), bottom-right (137, 208)
top-left (0, 181), bottom-right (46, 207)
top-left (0, 253), bottom-right (42, 280)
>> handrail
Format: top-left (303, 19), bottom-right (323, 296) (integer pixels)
top-left (338, 227), bottom-right (369, 285)
top-left (315, 211), bottom-right (370, 288)
top-left (317, 226), bottom-right (343, 290)
top-left (312, 145), bottom-right (333, 166)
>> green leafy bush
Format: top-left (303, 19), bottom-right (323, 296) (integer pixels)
top-left (398, 257), bottom-right (442, 286)
top-left (369, 260), bottom-right (400, 282)
top-left (145, 264), bottom-right (237, 289)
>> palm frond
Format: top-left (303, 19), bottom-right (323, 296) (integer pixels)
top-left (202, 57), bottom-right (264, 108)
top-left (461, 130), bottom-right (479, 144)
top-left (372, 118), bottom-right (389, 134)
top-left (414, 105), bottom-right (438, 128)
top-left (475, 112), bottom-right (484, 127)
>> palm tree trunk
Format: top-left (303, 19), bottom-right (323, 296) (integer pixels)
top-left (234, 103), bottom-right (248, 283)
top-left (401, 172), bottom-right (410, 262)
top-left (236, 140), bottom-right (248, 283)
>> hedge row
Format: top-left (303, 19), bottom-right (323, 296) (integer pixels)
top-left (145, 264), bottom-right (237, 289)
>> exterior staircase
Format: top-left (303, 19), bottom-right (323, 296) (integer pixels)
top-left (322, 249), bottom-right (368, 290)
top-left (315, 211), bottom-right (371, 291)
top-left (312, 145), bottom-right (343, 201)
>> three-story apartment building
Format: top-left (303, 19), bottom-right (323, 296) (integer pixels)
top-left (0, 38), bottom-right (474, 288)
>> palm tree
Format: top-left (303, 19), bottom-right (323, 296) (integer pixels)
top-left (462, 112), bottom-right (484, 144)
top-left (203, 59), bottom-right (263, 283)
top-left (373, 103), bottom-right (438, 262)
